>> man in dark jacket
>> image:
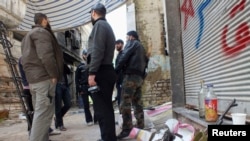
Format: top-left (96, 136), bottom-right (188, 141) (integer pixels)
top-left (87, 3), bottom-right (117, 141)
top-left (115, 39), bottom-right (124, 108)
top-left (21, 13), bottom-right (64, 141)
top-left (75, 50), bottom-right (96, 126)
top-left (115, 31), bottom-right (148, 139)
top-left (55, 63), bottom-right (72, 131)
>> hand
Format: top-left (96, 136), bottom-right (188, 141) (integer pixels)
top-left (80, 91), bottom-right (84, 95)
top-left (88, 75), bottom-right (96, 86)
top-left (51, 78), bottom-right (57, 84)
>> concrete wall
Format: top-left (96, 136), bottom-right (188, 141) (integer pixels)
top-left (127, 0), bottom-right (172, 107)
top-left (0, 0), bottom-right (27, 28)
top-left (0, 29), bottom-right (22, 93)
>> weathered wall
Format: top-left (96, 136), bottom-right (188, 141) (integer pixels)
top-left (0, 0), bottom-right (26, 115)
top-left (127, 0), bottom-right (172, 107)
top-left (0, 0), bottom-right (27, 28)
top-left (0, 29), bottom-right (22, 92)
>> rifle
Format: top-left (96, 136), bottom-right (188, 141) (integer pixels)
top-left (215, 98), bottom-right (237, 125)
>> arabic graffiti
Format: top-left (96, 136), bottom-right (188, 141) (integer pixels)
top-left (221, 0), bottom-right (250, 55)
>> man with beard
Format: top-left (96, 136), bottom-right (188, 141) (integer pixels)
top-left (115, 31), bottom-right (148, 139)
top-left (114, 39), bottom-right (124, 108)
top-left (21, 13), bottom-right (64, 141)
top-left (87, 3), bottom-right (117, 141)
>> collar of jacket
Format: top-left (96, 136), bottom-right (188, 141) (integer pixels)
top-left (93, 17), bottom-right (106, 25)
top-left (31, 24), bottom-right (43, 29)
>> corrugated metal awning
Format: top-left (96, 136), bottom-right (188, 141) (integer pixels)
top-left (15, 0), bottom-right (126, 32)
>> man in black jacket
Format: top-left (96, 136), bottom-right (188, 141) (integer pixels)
top-left (115, 31), bottom-right (148, 139)
top-left (54, 63), bottom-right (72, 131)
top-left (87, 3), bottom-right (117, 141)
top-left (115, 39), bottom-right (124, 108)
top-left (75, 50), bottom-right (96, 126)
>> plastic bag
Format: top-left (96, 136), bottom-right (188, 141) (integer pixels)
top-left (165, 118), bottom-right (195, 141)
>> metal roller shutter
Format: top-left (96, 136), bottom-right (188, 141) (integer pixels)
top-left (180, 0), bottom-right (250, 114)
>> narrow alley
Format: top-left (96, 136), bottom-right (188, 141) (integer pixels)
top-left (0, 103), bottom-right (172, 141)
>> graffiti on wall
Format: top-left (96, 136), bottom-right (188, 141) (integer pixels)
top-left (180, 0), bottom-right (194, 30)
top-left (221, 0), bottom-right (250, 55)
top-left (181, 0), bottom-right (212, 49)
top-left (180, 0), bottom-right (250, 54)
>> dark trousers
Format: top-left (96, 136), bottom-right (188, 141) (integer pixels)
top-left (92, 67), bottom-right (117, 141)
top-left (81, 92), bottom-right (96, 123)
top-left (55, 83), bottom-right (72, 127)
top-left (23, 89), bottom-right (33, 131)
top-left (116, 82), bottom-right (122, 106)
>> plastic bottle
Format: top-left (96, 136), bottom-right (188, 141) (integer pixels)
top-left (198, 80), bottom-right (206, 118)
top-left (205, 84), bottom-right (218, 122)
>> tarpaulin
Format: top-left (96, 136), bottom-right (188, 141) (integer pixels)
top-left (16, 0), bottom-right (126, 32)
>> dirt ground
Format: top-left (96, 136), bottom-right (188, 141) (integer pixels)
top-left (0, 106), bottom-right (136, 141)
top-left (0, 103), bottom-right (172, 141)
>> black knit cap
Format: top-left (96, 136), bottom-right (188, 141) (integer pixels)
top-left (127, 30), bottom-right (139, 40)
top-left (89, 3), bottom-right (106, 15)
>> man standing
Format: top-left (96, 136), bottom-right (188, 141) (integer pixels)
top-left (54, 63), bottom-right (72, 131)
top-left (21, 13), bottom-right (64, 141)
top-left (115, 31), bottom-right (148, 139)
top-left (87, 3), bottom-right (117, 141)
top-left (75, 50), bottom-right (97, 126)
top-left (18, 57), bottom-right (61, 136)
top-left (115, 39), bottom-right (124, 107)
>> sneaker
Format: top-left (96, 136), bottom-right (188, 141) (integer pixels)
top-left (117, 129), bottom-right (131, 139)
top-left (49, 129), bottom-right (61, 136)
top-left (58, 125), bottom-right (67, 131)
top-left (87, 122), bottom-right (94, 126)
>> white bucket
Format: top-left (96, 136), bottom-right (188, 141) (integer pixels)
top-left (231, 113), bottom-right (247, 125)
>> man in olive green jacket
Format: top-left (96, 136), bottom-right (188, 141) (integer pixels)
top-left (21, 13), bottom-right (63, 141)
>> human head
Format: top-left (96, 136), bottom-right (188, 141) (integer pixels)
top-left (126, 30), bottom-right (139, 41)
top-left (34, 13), bottom-right (50, 28)
top-left (115, 39), bottom-right (124, 52)
top-left (82, 49), bottom-right (87, 60)
top-left (90, 3), bottom-right (106, 24)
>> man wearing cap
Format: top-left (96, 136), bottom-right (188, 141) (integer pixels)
top-left (87, 3), bottom-right (117, 141)
top-left (115, 30), bottom-right (149, 139)
top-left (21, 13), bottom-right (64, 141)
top-left (75, 50), bottom-right (97, 126)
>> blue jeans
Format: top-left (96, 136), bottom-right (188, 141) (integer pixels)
top-left (55, 83), bottom-right (72, 127)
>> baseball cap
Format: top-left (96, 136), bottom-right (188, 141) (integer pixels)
top-left (82, 49), bottom-right (87, 55)
top-left (89, 3), bottom-right (106, 15)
